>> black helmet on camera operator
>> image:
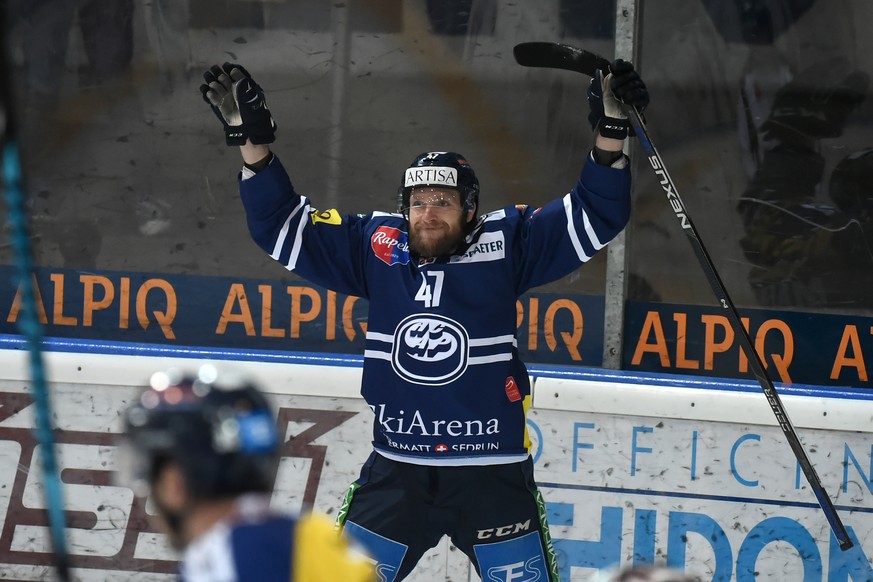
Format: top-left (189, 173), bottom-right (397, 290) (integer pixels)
top-left (121, 365), bottom-right (280, 500)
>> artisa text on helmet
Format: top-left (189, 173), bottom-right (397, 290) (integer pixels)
top-left (404, 167), bottom-right (458, 188)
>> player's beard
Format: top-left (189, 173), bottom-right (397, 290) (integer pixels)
top-left (408, 213), bottom-right (468, 258)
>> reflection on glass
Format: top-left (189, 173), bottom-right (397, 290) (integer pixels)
top-left (630, 0), bottom-right (871, 316)
top-left (3, 0), bottom-right (613, 298)
top-left (3, 2), bottom-right (870, 320)
top-left (737, 58), bottom-right (869, 310)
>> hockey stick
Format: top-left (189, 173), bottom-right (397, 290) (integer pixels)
top-left (0, 10), bottom-right (73, 580)
top-left (514, 41), bottom-right (854, 551)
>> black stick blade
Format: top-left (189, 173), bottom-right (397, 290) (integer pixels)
top-left (513, 42), bottom-right (611, 77)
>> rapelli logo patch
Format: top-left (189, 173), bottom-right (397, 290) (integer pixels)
top-left (371, 226), bottom-right (410, 266)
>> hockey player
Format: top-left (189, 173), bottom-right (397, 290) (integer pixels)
top-left (201, 60), bottom-right (648, 581)
top-left (118, 366), bottom-right (374, 581)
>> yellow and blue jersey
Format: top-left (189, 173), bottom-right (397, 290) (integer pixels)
top-left (180, 509), bottom-right (373, 582)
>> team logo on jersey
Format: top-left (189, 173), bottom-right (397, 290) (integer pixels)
top-left (310, 208), bottom-right (342, 225)
top-left (392, 314), bottom-right (469, 385)
top-left (372, 226), bottom-right (410, 266)
top-left (504, 376), bottom-right (521, 402)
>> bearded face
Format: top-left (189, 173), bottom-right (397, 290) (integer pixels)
top-left (405, 188), bottom-right (475, 258)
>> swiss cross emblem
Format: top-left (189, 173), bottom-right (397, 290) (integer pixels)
top-left (435, 444), bottom-right (449, 453)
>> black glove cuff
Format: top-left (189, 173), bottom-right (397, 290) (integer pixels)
top-left (598, 117), bottom-right (628, 140)
top-left (225, 132), bottom-right (247, 146)
top-left (248, 132), bottom-right (276, 146)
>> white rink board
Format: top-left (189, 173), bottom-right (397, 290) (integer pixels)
top-left (0, 347), bottom-right (871, 581)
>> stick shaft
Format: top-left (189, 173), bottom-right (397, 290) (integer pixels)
top-left (512, 40), bottom-right (853, 550)
top-left (625, 106), bottom-right (853, 551)
top-left (0, 10), bottom-right (73, 579)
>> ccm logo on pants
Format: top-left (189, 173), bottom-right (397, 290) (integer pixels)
top-left (477, 520), bottom-right (532, 539)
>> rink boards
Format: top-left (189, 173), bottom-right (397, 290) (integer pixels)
top-left (0, 345), bottom-right (870, 581)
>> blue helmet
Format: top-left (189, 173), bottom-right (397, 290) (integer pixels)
top-left (121, 366), bottom-right (280, 499)
top-left (398, 151), bottom-right (480, 217)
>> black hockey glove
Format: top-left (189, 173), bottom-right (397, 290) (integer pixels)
top-left (200, 63), bottom-right (277, 146)
top-left (587, 59), bottom-right (649, 139)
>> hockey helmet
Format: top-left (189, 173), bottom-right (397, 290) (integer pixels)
top-left (120, 365), bottom-right (280, 499)
top-left (398, 151), bottom-right (480, 217)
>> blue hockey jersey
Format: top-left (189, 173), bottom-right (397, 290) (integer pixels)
top-left (240, 154), bottom-right (631, 465)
